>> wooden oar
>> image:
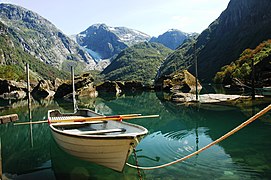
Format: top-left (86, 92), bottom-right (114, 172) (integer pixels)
top-left (56, 114), bottom-right (159, 123)
top-left (14, 114), bottom-right (141, 125)
top-left (13, 114), bottom-right (157, 125)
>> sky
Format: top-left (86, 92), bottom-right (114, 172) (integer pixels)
top-left (0, 0), bottom-right (231, 36)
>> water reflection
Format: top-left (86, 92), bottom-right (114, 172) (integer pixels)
top-left (50, 138), bottom-right (141, 180)
top-left (0, 91), bottom-right (270, 179)
top-left (0, 112), bottom-right (50, 176)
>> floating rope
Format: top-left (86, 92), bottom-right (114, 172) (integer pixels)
top-left (127, 104), bottom-right (271, 170)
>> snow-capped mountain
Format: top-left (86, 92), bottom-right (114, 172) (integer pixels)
top-left (74, 24), bottom-right (151, 60)
top-left (107, 25), bottom-right (151, 46)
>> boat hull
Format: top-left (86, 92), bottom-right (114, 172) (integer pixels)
top-left (48, 109), bottom-right (148, 172)
top-left (51, 129), bottom-right (140, 172)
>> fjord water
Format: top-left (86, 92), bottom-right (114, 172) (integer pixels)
top-left (0, 92), bottom-right (271, 179)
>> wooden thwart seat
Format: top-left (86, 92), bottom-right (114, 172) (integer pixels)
top-left (64, 128), bottom-right (126, 135)
top-left (52, 120), bottom-right (107, 127)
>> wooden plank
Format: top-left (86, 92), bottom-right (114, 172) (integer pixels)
top-left (64, 128), bottom-right (126, 135)
top-left (52, 120), bottom-right (107, 127)
top-left (0, 114), bottom-right (19, 124)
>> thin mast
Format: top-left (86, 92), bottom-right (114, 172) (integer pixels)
top-left (71, 66), bottom-right (77, 112)
top-left (194, 43), bottom-right (199, 101)
top-left (26, 63), bottom-right (33, 147)
top-left (251, 57), bottom-right (255, 100)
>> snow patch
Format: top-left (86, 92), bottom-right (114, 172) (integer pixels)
top-left (78, 33), bottom-right (86, 38)
top-left (108, 26), bottom-right (116, 31)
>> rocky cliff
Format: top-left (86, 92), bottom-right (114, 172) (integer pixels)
top-left (157, 0), bottom-right (271, 82)
top-left (0, 20), bottom-right (68, 81)
top-left (0, 3), bottom-right (96, 72)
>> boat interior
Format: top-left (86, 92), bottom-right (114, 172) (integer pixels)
top-left (49, 109), bottom-right (147, 136)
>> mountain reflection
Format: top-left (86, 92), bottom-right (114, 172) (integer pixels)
top-left (0, 92), bottom-right (270, 179)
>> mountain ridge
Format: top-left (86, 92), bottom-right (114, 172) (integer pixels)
top-left (157, 0), bottom-right (271, 82)
top-left (0, 20), bottom-right (68, 81)
top-left (150, 29), bottom-right (198, 50)
top-left (74, 23), bottom-right (151, 60)
top-left (0, 3), bottom-right (96, 72)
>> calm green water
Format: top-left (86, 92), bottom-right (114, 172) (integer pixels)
top-left (0, 92), bottom-right (271, 180)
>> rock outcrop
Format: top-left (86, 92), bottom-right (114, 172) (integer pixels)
top-left (0, 79), bottom-right (27, 94)
top-left (77, 83), bottom-right (97, 98)
top-left (156, 70), bottom-right (202, 93)
top-left (54, 73), bottom-right (96, 98)
top-left (96, 81), bottom-right (122, 95)
top-left (31, 80), bottom-right (55, 99)
top-left (96, 80), bottom-right (146, 96)
top-left (116, 81), bottom-right (144, 92)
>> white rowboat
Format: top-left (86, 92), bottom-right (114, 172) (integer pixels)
top-left (48, 109), bottom-right (148, 172)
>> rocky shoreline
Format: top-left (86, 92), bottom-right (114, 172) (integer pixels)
top-left (1, 69), bottom-right (268, 104)
top-left (0, 74), bottom-right (152, 101)
top-left (0, 68), bottom-right (204, 101)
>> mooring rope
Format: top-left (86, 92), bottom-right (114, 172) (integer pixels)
top-left (126, 104), bottom-right (271, 170)
top-left (132, 145), bottom-right (142, 180)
